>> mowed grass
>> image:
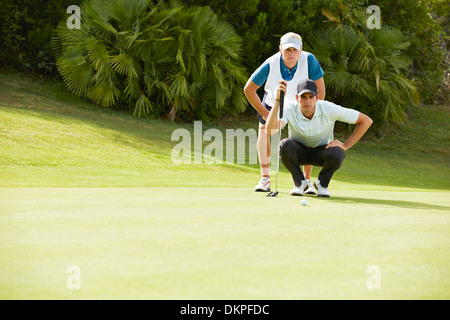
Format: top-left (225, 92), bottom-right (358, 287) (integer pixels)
top-left (1, 187), bottom-right (449, 300)
top-left (0, 73), bottom-right (449, 299)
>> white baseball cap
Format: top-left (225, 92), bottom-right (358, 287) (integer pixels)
top-left (280, 32), bottom-right (303, 50)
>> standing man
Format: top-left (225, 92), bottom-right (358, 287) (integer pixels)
top-left (265, 79), bottom-right (373, 197)
top-left (244, 32), bottom-right (325, 193)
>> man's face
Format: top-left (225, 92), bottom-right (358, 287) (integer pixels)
top-left (280, 47), bottom-right (301, 64)
top-left (298, 92), bottom-right (317, 118)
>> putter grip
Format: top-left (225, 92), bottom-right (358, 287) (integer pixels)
top-left (279, 91), bottom-right (284, 119)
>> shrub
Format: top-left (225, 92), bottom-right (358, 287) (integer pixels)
top-left (0, 0), bottom-right (83, 75)
top-left (308, 4), bottom-right (420, 125)
top-left (52, 0), bottom-right (248, 121)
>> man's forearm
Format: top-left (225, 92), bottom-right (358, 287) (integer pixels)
top-left (314, 77), bottom-right (326, 100)
top-left (326, 113), bottom-right (373, 151)
top-left (343, 114), bottom-right (373, 150)
top-left (246, 91), bottom-right (269, 118)
top-left (265, 100), bottom-right (280, 135)
top-left (244, 81), bottom-right (269, 120)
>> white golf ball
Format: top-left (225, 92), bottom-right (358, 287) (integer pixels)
top-left (301, 199), bottom-right (307, 206)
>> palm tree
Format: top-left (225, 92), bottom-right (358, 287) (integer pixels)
top-left (159, 3), bottom-right (248, 122)
top-left (309, 4), bottom-right (419, 124)
top-left (52, 0), bottom-right (248, 122)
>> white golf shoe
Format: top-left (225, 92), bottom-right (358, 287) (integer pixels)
top-left (290, 180), bottom-right (310, 196)
top-left (303, 179), bottom-right (317, 195)
top-left (314, 179), bottom-right (331, 197)
top-left (255, 177), bottom-right (271, 192)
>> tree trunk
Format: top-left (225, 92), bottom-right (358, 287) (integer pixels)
top-left (167, 103), bottom-right (178, 122)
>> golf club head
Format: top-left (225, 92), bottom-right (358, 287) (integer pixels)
top-left (267, 191), bottom-right (279, 197)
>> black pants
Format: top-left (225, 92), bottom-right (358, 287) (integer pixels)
top-left (279, 138), bottom-right (346, 188)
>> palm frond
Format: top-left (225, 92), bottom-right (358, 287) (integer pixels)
top-left (110, 53), bottom-right (139, 78)
top-left (86, 40), bottom-right (110, 71)
top-left (87, 78), bottom-right (120, 107)
top-left (322, 8), bottom-right (342, 24)
top-left (170, 73), bottom-right (190, 102)
top-left (124, 76), bottom-right (141, 99)
top-left (84, 0), bottom-right (119, 36)
top-left (133, 93), bottom-right (153, 118)
top-left (230, 85), bottom-right (248, 113)
top-left (56, 57), bottom-right (94, 96)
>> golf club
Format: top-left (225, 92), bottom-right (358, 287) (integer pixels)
top-left (267, 88), bottom-right (284, 197)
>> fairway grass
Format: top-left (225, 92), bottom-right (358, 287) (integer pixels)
top-left (1, 186), bottom-right (449, 299)
top-left (1, 74), bottom-right (449, 299)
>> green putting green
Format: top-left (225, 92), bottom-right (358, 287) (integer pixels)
top-left (1, 186), bottom-right (449, 299)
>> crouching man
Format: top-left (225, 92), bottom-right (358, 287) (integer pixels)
top-left (265, 79), bottom-right (373, 197)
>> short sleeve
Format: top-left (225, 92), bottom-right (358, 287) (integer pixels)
top-left (326, 101), bottom-right (360, 124)
top-left (249, 61), bottom-right (270, 87)
top-left (307, 53), bottom-right (324, 81)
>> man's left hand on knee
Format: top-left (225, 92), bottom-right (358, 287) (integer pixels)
top-left (325, 139), bottom-right (347, 151)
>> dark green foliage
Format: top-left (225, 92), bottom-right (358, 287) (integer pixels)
top-left (369, 0), bottom-right (446, 103)
top-left (308, 4), bottom-right (420, 125)
top-left (52, 0), bottom-right (248, 121)
top-left (296, 0), bottom-right (445, 104)
top-left (0, 0), bottom-right (83, 74)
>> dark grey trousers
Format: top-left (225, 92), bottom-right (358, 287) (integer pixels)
top-left (279, 138), bottom-right (346, 188)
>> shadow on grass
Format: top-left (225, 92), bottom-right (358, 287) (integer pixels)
top-left (324, 196), bottom-right (450, 211)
